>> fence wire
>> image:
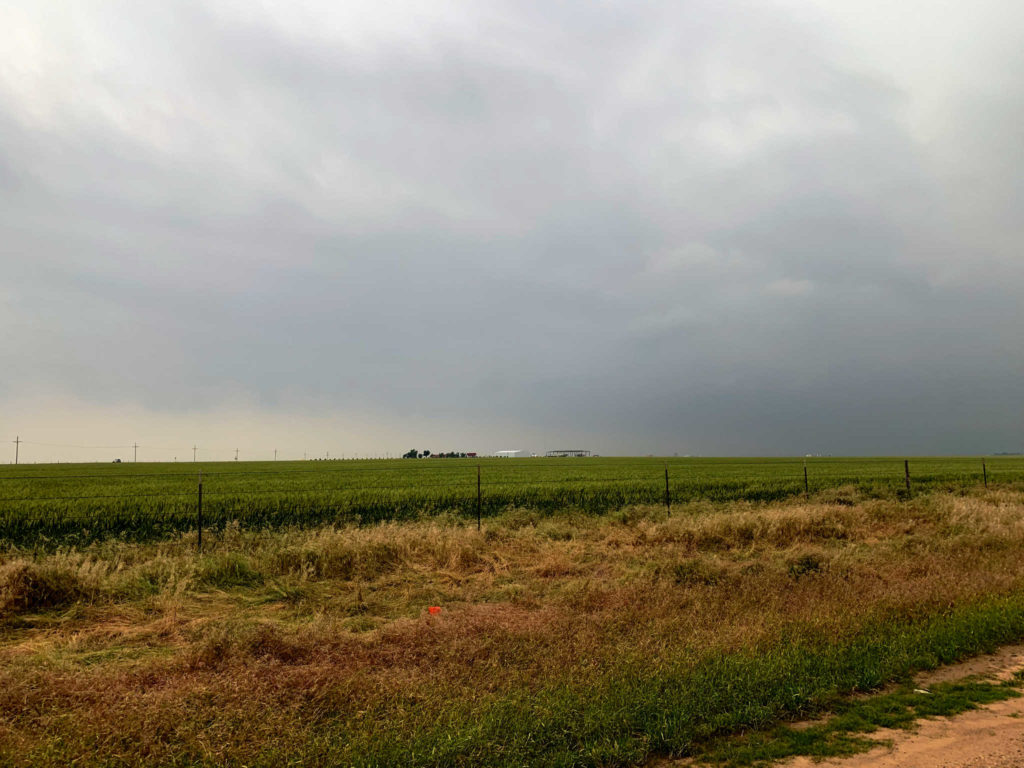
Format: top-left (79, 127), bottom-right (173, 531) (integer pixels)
top-left (0, 459), bottom-right (1018, 549)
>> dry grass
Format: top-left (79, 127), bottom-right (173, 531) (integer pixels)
top-left (1, 489), bottom-right (1024, 766)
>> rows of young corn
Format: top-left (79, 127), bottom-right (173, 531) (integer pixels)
top-left (0, 457), bottom-right (1020, 547)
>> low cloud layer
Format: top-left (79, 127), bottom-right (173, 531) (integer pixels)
top-left (2, 0), bottom-right (1022, 460)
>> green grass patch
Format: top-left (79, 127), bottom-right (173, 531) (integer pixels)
top-left (696, 679), bottom-right (1020, 766)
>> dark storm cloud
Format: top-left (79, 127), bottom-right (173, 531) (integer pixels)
top-left (2, 0), bottom-right (1022, 454)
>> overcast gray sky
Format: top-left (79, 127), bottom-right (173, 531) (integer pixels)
top-left (2, 0), bottom-right (1022, 462)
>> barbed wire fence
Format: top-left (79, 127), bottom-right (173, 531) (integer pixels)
top-left (0, 457), bottom-right (1019, 551)
top-left (7, 438), bottom-right (426, 465)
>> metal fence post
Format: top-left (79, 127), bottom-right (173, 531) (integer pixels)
top-left (664, 464), bottom-right (671, 516)
top-left (904, 460), bottom-right (911, 493)
top-left (803, 459), bottom-right (809, 496)
top-left (983, 459), bottom-right (988, 488)
top-left (197, 470), bottom-right (203, 553)
top-left (476, 465), bottom-right (482, 530)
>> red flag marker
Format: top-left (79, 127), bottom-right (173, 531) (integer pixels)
top-left (428, 606), bottom-right (442, 615)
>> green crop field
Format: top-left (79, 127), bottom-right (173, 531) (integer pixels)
top-left (0, 456), bottom-right (1021, 547)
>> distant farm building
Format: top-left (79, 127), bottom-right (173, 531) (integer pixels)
top-left (494, 450), bottom-right (523, 458)
top-left (545, 449), bottom-right (592, 457)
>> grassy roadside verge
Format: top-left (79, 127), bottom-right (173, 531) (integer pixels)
top-left (2, 488), bottom-right (1024, 766)
top-left (280, 597), bottom-right (1024, 767)
top-left (692, 676), bottom-right (1022, 767)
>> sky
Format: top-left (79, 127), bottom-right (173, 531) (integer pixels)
top-left (1, 0), bottom-right (1022, 462)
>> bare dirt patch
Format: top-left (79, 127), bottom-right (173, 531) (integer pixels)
top-left (916, 643), bottom-right (1024, 686)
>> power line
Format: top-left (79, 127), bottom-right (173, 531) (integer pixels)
top-left (20, 440), bottom-right (132, 449)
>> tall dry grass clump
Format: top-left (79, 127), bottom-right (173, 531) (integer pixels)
top-left (0, 555), bottom-right (113, 617)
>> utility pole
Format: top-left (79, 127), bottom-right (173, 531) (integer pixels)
top-left (234, 448), bottom-right (239, 461)
top-left (274, 449), bottom-right (277, 461)
top-left (13, 435), bottom-right (20, 465)
top-left (133, 442), bottom-right (139, 463)
top-left (193, 445), bottom-right (197, 462)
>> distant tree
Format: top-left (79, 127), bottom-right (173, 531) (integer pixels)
top-left (422, 450), bottom-right (431, 457)
top-left (403, 449), bottom-right (418, 459)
